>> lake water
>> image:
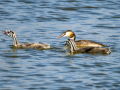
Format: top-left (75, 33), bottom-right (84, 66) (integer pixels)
top-left (0, 0), bottom-right (120, 90)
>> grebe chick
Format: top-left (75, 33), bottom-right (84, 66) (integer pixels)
top-left (57, 30), bottom-right (108, 47)
top-left (2, 31), bottom-right (50, 49)
top-left (67, 39), bottom-right (111, 54)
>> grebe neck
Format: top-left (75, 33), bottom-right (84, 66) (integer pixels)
top-left (13, 34), bottom-right (19, 46)
top-left (68, 39), bottom-right (78, 52)
top-left (70, 33), bottom-right (76, 41)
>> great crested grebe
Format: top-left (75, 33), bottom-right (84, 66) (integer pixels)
top-left (2, 31), bottom-right (50, 49)
top-left (57, 30), bottom-right (108, 47)
top-left (67, 39), bottom-right (111, 54)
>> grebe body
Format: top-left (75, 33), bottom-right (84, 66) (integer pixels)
top-left (57, 30), bottom-right (108, 47)
top-left (2, 31), bottom-right (50, 49)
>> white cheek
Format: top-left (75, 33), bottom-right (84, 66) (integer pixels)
top-left (64, 32), bottom-right (70, 37)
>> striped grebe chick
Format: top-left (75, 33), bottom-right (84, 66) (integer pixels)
top-left (67, 39), bottom-right (111, 54)
top-left (2, 31), bottom-right (50, 49)
top-left (57, 30), bottom-right (108, 47)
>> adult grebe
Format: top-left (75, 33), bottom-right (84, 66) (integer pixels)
top-left (2, 31), bottom-right (50, 49)
top-left (57, 30), bottom-right (108, 47)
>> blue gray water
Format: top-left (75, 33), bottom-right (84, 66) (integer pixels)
top-left (0, 0), bottom-right (120, 90)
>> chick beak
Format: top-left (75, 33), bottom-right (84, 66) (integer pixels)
top-left (2, 31), bottom-right (7, 34)
top-left (2, 31), bottom-right (9, 35)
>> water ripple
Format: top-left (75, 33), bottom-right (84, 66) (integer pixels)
top-left (0, 0), bottom-right (120, 90)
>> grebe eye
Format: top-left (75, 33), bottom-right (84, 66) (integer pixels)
top-left (11, 31), bottom-right (14, 34)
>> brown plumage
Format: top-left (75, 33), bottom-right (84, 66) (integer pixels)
top-left (57, 30), bottom-right (108, 47)
top-left (2, 31), bottom-right (50, 49)
top-left (67, 39), bottom-right (111, 54)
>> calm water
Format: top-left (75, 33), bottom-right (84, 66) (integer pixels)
top-left (0, 0), bottom-right (120, 90)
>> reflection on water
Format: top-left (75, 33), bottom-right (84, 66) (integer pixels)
top-left (0, 0), bottom-right (120, 90)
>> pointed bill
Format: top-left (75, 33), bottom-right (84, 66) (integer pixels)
top-left (56, 34), bottom-right (64, 38)
top-left (2, 31), bottom-right (6, 34)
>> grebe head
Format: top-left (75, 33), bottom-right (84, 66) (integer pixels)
top-left (2, 31), bottom-right (16, 38)
top-left (57, 30), bottom-right (75, 38)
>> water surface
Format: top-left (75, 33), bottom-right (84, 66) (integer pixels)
top-left (0, 0), bottom-right (120, 90)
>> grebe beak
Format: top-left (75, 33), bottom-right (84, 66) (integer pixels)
top-left (56, 34), bottom-right (64, 38)
top-left (2, 31), bottom-right (7, 34)
top-left (2, 31), bottom-right (10, 35)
